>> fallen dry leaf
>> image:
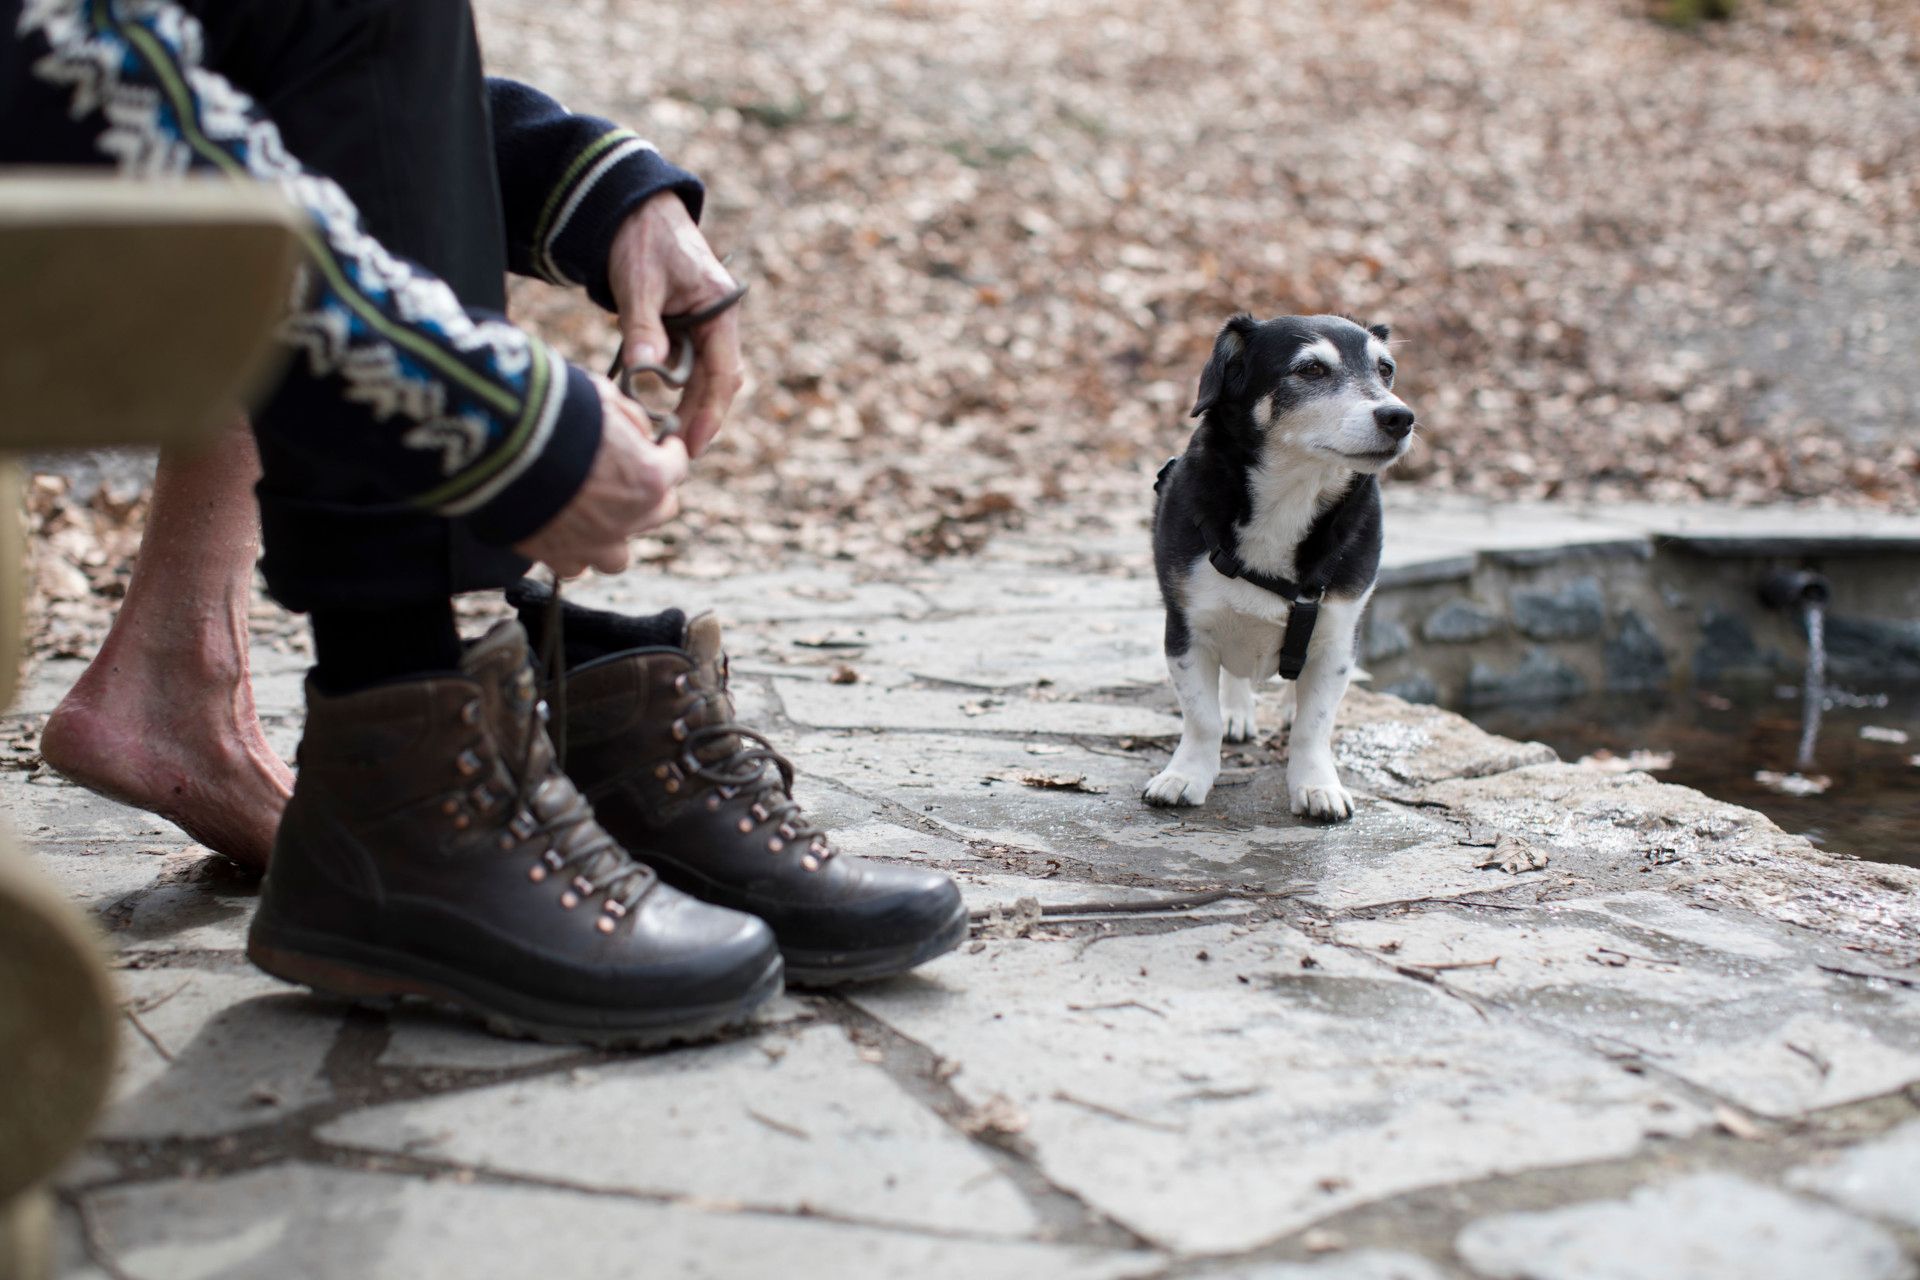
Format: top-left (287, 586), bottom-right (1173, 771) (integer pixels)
top-left (1475, 833), bottom-right (1550, 874)
top-left (991, 770), bottom-right (1107, 794)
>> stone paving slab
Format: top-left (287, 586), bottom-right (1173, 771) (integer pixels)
top-left (22, 535), bottom-right (1920, 1279)
top-left (774, 678), bottom-right (1181, 738)
top-left (1330, 897), bottom-right (1920, 1118)
top-left (55, 1164), bottom-right (1164, 1280)
top-left (782, 726), bottom-right (1458, 887)
top-left (1788, 1120), bottom-right (1920, 1232)
top-left (1454, 1173), bottom-right (1915, 1280)
top-left (319, 1023), bottom-right (1044, 1239)
top-left (851, 924), bottom-right (1704, 1255)
top-left (1190, 1255), bottom-right (1448, 1280)
top-left (104, 968), bottom-right (335, 1139)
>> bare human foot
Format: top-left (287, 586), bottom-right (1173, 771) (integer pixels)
top-left (39, 421), bottom-right (291, 870)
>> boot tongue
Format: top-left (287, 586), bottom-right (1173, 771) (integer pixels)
top-left (461, 620), bottom-right (544, 770)
top-left (684, 613), bottom-right (728, 693)
top-left (680, 612), bottom-right (745, 765)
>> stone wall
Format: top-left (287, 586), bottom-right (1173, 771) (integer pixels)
top-left (1364, 540), bottom-right (1920, 710)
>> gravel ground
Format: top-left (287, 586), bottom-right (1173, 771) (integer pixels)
top-left (486, 0), bottom-right (1920, 570)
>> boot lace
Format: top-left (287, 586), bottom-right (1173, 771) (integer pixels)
top-left (682, 715), bottom-right (835, 862)
top-left (506, 596), bottom-right (658, 918)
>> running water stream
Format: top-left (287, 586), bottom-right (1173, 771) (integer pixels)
top-left (1795, 601), bottom-right (1827, 771)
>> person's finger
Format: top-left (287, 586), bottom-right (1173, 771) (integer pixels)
top-left (588, 540), bottom-right (633, 576)
top-left (635, 488), bottom-right (681, 533)
top-left (642, 433), bottom-right (691, 491)
top-left (676, 307), bottom-right (744, 458)
top-left (619, 265), bottom-right (671, 369)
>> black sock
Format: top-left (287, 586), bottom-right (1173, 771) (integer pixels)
top-left (310, 602), bottom-right (463, 695)
top-left (504, 578), bottom-right (686, 668)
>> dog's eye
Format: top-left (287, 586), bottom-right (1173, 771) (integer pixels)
top-left (1378, 361), bottom-right (1395, 381)
top-left (1295, 361), bottom-right (1328, 380)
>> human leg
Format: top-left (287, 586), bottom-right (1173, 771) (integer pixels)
top-left (40, 419), bottom-right (292, 869)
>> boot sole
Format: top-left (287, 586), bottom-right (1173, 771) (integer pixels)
top-left (780, 899), bottom-right (971, 988)
top-left (248, 925), bottom-right (783, 1051)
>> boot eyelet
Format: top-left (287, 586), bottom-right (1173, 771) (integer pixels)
top-left (604, 900), bottom-right (628, 919)
top-left (544, 849), bottom-right (566, 869)
top-left (460, 700), bottom-right (482, 726)
top-left (560, 891), bottom-right (579, 909)
top-left (595, 916), bottom-right (616, 934)
top-left (736, 817), bottom-right (754, 834)
top-left (471, 785), bottom-right (494, 809)
top-left (778, 823), bottom-right (797, 841)
top-left (528, 865), bottom-right (547, 882)
top-left (572, 875), bottom-right (595, 896)
top-left (705, 795), bottom-right (721, 812)
top-left (442, 798), bottom-right (461, 817)
top-left (500, 834), bottom-right (515, 851)
top-left (800, 854), bottom-right (821, 873)
top-left (654, 763), bottom-right (672, 779)
top-left (511, 812), bottom-right (538, 839)
top-left (768, 837), bottom-right (785, 853)
top-left (453, 814), bottom-right (471, 831)
top-left (664, 779), bottom-right (681, 794)
top-left (750, 803), bottom-right (769, 823)
top-left (673, 673), bottom-right (690, 694)
top-left (671, 718), bottom-right (689, 743)
top-left (456, 750), bottom-right (483, 778)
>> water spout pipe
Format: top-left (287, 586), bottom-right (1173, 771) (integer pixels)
top-left (1759, 569), bottom-right (1831, 610)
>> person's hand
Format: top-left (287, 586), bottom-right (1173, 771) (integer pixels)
top-left (607, 191), bottom-right (743, 458)
top-left (513, 375), bottom-right (689, 578)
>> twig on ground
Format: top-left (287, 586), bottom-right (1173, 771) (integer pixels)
top-left (1065, 999), bottom-right (1167, 1018)
top-left (1051, 1090), bottom-right (1186, 1133)
top-left (745, 1108), bottom-right (811, 1141)
top-left (122, 1006), bottom-right (173, 1063)
top-left (1819, 964), bottom-right (1919, 990)
top-left (967, 888), bottom-right (1234, 922)
top-left (1394, 957), bottom-right (1500, 982)
top-left (1784, 1041), bottom-right (1832, 1079)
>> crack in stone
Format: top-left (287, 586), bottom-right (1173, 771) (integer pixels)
top-left (808, 995), bottom-right (1156, 1252)
top-left (1134, 1088), bottom-right (1920, 1276)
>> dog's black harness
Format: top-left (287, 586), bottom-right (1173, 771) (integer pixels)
top-left (1159, 458), bottom-right (1371, 682)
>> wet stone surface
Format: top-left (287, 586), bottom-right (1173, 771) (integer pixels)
top-left (16, 538), bottom-right (1920, 1279)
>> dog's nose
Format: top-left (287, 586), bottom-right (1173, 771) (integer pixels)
top-left (1373, 405), bottom-right (1415, 439)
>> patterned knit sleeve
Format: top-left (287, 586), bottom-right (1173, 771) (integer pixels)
top-left (4, 0), bottom-right (601, 547)
top-left (488, 77), bottom-right (706, 313)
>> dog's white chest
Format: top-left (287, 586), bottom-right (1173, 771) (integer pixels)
top-left (1183, 559), bottom-right (1293, 679)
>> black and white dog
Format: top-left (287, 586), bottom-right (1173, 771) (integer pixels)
top-left (1144, 313), bottom-right (1415, 822)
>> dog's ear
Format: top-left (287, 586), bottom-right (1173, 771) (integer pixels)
top-left (1367, 322), bottom-right (1391, 343)
top-left (1191, 313), bottom-right (1259, 418)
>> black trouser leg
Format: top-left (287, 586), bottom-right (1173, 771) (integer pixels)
top-left (309, 603), bottom-right (463, 695)
top-left (189, 0), bottom-right (532, 615)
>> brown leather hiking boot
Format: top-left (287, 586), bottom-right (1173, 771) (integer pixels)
top-left (514, 592), bottom-right (968, 986)
top-left (247, 621), bottom-right (782, 1046)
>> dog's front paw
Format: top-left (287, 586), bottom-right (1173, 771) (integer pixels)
top-left (1288, 764), bottom-right (1354, 822)
top-left (1143, 766), bottom-right (1213, 807)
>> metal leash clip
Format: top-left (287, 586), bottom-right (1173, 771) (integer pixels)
top-left (608, 282), bottom-right (750, 441)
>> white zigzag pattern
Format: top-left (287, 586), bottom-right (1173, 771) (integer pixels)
top-left (21, 0), bottom-right (548, 480)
